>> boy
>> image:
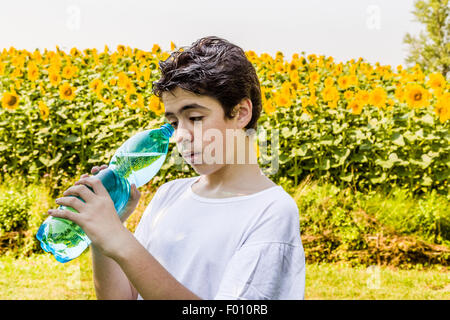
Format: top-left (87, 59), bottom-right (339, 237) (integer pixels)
top-left (49, 36), bottom-right (305, 300)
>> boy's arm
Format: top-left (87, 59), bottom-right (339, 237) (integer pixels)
top-left (109, 230), bottom-right (202, 300)
top-left (91, 244), bottom-right (138, 300)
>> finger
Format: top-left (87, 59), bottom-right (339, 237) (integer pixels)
top-left (131, 184), bottom-right (141, 201)
top-left (75, 176), bottom-right (109, 197)
top-left (80, 173), bottom-right (89, 179)
top-left (54, 196), bottom-right (86, 215)
top-left (100, 164), bottom-right (108, 169)
top-left (48, 208), bottom-right (82, 225)
top-left (91, 166), bottom-right (99, 173)
top-left (63, 184), bottom-right (96, 202)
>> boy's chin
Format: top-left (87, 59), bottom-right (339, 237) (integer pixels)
top-left (190, 163), bottom-right (225, 175)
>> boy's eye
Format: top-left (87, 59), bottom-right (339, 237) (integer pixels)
top-left (168, 117), bottom-right (203, 128)
top-left (190, 116), bottom-right (203, 122)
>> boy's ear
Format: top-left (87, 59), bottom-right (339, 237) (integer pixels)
top-left (234, 98), bottom-right (252, 129)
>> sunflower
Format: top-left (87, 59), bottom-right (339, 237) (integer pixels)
top-left (324, 77), bottom-right (334, 87)
top-left (170, 41), bottom-right (176, 51)
top-left (152, 44), bottom-right (161, 55)
top-left (27, 62), bottom-right (39, 81)
top-left (356, 90), bottom-right (370, 106)
top-left (343, 90), bottom-right (354, 101)
top-left (348, 74), bottom-right (358, 86)
top-left (275, 92), bottom-right (292, 108)
top-left (369, 87), bottom-right (387, 109)
top-left (289, 70), bottom-right (299, 82)
top-left (347, 99), bottom-right (363, 115)
top-left (322, 85), bottom-right (339, 102)
top-left (117, 45), bottom-right (125, 55)
top-left (49, 72), bottom-right (61, 87)
top-left (59, 83), bottom-right (76, 100)
top-left (70, 47), bottom-right (81, 57)
top-left (337, 75), bottom-right (350, 90)
top-left (427, 72), bottom-right (446, 91)
top-left (327, 100), bottom-right (338, 109)
top-left (274, 62), bottom-right (284, 73)
top-left (62, 65), bottom-right (78, 79)
top-left (263, 99), bottom-right (276, 115)
top-left (89, 78), bottom-right (103, 93)
top-left (123, 80), bottom-right (136, 94)
top-left (38, 101), bottom-right (49, 121)
top-left (288, 60), bottom-right (299, 72)
top-left (309, 94), bottom-right (318, 107)
top-left (114, 100), bottom-right (123, 109)
top-left (301, 96), bottom-right (309, 108)
top-left (394, 85), bottom-right (405, 103)
top-left (309, 71), bottom-right (320, 84)
top-left (1, 92), bottom-right (19, 110)
top-left (405, 84), bottom-right (430, 109)
top-left (148, 95), bottom-right (164, 115)
top-left (434, 92), bottom-right (450, 123)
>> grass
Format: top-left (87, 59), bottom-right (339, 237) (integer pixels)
top-left (0, 252), bottom-right (448, 300)
top-left (0, 174), bottom-right (448, 299)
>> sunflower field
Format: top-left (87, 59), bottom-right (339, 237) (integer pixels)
top-left (0, 42), bottom-right (449, 198)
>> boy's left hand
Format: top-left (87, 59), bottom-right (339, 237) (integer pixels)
top-left (48, 176), bottom-right (130, 258)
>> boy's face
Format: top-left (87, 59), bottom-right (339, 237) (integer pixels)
top-left (162, 87), bottom-right (252, 175)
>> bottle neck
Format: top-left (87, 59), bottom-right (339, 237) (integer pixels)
top-left (160, 123), bottom-right (174, 139)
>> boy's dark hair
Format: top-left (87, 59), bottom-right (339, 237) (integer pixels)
top-left (152, 36), bottom-right (262, 130)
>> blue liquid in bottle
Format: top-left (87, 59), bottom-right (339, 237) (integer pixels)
top-left (36, 123), bottom-right (174, 263)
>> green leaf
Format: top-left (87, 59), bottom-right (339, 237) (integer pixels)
top-left (339, 172), bottom-right (353, 182)
top-left (335, 149), bottom-right (351, 166)
top-left (391, 133), bottom-right (405, 146)
top-left (318, 158), bottom-right (330, 170)
top-left (421, 154), bottom-right (432, 168)
top-left (292, 144), bottom-right (309, 157)
top-left (370, 172), bottom-right (387, 184)
top-left (281, 127), bottom-right (292, 138)
top-left (38, 152), bottom-right (62, 167)
top-left (420, 114), bottom-right (434, 126)
top-left (63, 135), bottom-right (81, 143)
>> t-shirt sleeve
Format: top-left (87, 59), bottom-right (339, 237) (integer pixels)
top-left (213, 198), bottom-right (306, 300)
top-left (213, 242), bottom-right (305, 300)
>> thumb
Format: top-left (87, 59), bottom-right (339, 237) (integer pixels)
top-left (129, 184), bottom-right (141, 202)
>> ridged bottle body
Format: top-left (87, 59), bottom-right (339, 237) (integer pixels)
top-left (36, 124), bottom-right (174, 263)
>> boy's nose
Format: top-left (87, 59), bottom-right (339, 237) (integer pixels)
top-left (175, 127), bottom-right (193, 144)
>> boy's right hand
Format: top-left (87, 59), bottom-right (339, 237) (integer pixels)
top-left (79, 164), bottom-right (141, 223)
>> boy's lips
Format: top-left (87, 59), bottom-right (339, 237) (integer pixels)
top-left (182, 151), bottom-right (201, 157)
top-left (182, 152), bottom-right (202, 162)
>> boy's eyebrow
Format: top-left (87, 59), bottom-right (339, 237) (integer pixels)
top-left (164, 103), bottom-right (209, 117)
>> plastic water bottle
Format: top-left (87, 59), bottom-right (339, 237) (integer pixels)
top-left (36, 123), bottom-right (174, 263)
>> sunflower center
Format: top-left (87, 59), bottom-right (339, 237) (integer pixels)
top-left (8, 95), bottom-right (17, 106)
top-left (64, 88), bottom-right (72, 96)
top-left (414, 92), bottom-right (422, 101)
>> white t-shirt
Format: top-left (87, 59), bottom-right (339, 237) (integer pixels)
top-left (133, 176), bottom-right (306, 300)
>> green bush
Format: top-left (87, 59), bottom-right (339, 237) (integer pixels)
top-left (0, 190), bottom-right (31, 233)
top-left (0, 176), bottom-right (53, 256)
top-left (295, 176), bottom-right (449, 267)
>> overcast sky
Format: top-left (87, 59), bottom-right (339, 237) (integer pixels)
top-left (0, 0), bottom-right (423, 67)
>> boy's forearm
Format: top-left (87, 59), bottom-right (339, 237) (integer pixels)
top-left (110, 232), bottom-right (202, 300)
top-left (91, 244), bottom-right (137, 300)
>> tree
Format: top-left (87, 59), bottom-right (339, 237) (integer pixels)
top-left (403, 0), bottom-right (450, 78)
